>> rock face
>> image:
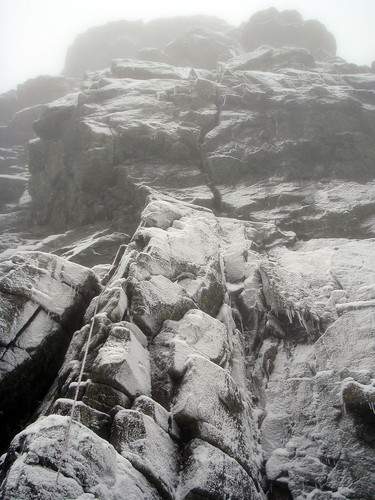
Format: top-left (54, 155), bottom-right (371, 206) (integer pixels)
top-left (0, 251), bottom-right (100, 453)
top-left (1, 8), bottom-right (375, 500)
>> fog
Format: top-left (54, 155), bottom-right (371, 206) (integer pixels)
top-left (1, 0), bottom-right (374, 93)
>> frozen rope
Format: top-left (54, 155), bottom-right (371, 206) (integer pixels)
top-left (51, 257), bottom-right (122, 498)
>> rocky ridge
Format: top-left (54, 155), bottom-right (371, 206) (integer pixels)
top-left (1, 8), bottom-right (375, 500)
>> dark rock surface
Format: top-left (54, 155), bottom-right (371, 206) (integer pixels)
top-left (0, 251), bottom-right (100, 453)
top-left (1, 8), bottom-right (375, 500)
top-left (0, 76), bottom-right (78, 146)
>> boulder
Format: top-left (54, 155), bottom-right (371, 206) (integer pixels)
top-left (7, 105), bottom-right (42, 144)
top-left (151, 309), bottom-right (232, 406)
top-left (165, 27), bottom-right (238, 70)
top-left (111, 409), bottom-right (179, 498)
top-left (52, 398), bottom-right (111, 439)
top-left (83, 381), bottom-right (132, 414)
top-left (111, 59), bottom-right (188, 80)
top-left (84, 279), bottom-right (128, 323)
top-left (33, 94), bottom-right (78, 141)
top-left (223, 45), bottom-right (315, 72)
top-left (126, 275), bottom-right (196, 337)
top-left (91, 324), bottom-right (151, 398)
top-left (16, 75), bottom-right (77, 109)
top-left (131, 395), bottom-right (181, 440)
top-left (177, 439), bottom-right (261, 499)
top-left (171, 355), bottom-right (257, 476)
top-left (0, 415), bottom-right (160, 499)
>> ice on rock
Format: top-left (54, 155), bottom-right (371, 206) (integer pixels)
top-left (84, 279), bottom-right (128, 323)
top-left (83, 381), bottom-right (132, 414)
top-left (2, 462), bottom-right (85, 500)
top-left (177, 439), bottom-right (262, 499)
top-left (3, 10), bottom-right (375, 499)
top-left (171, 355), bottom-right (257, 475)
top-left (53, 398), bottom-right (112, 439)
top-left (142, 199), bottom-right (184, 229)
top-left (131, 395), bottom-right (181, 440)
top-left (265, 447), bottom-right (291, 481)
top-left (151, 309), bottom-right (232, 407)
top-left (0, 298), bottom-right (39, 347)
top-left (0, 251), bottom-right (100, 324)
top-left (158, 309), bottom-right (231, 373)
top-left (111, 409), bottom-right (180, 499)
top-left (127, 274), bottom-right (196, 337)
top-left (0, 415), bottom-right (160, 499)
top-left (167, 216), bottom-right (219, 270)
top-left (127, 226), bottom-right (173, 279)
top-left (92, 324), bottom-right (151, 398)
top-left (315, 309), bottom-right (375, 373)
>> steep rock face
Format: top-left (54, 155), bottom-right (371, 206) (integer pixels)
top-left (27, 43), bottom-right (375, 236)
top-left (21, 198), bottom-right (278, 498)
top-left (1, 9), bottom-right (375, 500)
top-left (0, 251), bottom-right (100, 453)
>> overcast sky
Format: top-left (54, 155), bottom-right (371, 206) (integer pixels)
top-left (1, 0), bottom-right (375, 94)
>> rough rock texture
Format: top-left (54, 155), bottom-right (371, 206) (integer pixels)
top-left (0, 251), bottom-right (100, 452)
top-left (1, 8), bottom-right (375, 500)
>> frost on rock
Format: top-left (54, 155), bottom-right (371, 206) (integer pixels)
top-left (0, 251), bottom-right (100, 453)
top-left (126, 275), bottom-right (196, 337)
top-left (151, 308), bottom-right (232, 406)
top-left (111, 409), bottom-right (180, 499)
top-left (84, 279), bottom-right (128, 323)
top-left (177, 439), bottom-right (262, 500)
top-left (171, 355), bottom-right (261, 482)
top-left (2, 8), bottom-right (375, 499)
top-left (92, 324), bottom-right (152, 398)
top-left (0, 416), bottom-right (160, 500)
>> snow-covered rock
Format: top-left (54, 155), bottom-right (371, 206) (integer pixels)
top-left (1, 8), bottom-right (375, 500)
top-left (111, 409), bottom-right (180, 499)
top-left (92, 324), bottom-right (151, 398)
top-left (0, 415), bottom-right (160, 499)
top-left (177, 439), bottom-right (262, 499)
top-left (0, 251), bottom-right (100, 452)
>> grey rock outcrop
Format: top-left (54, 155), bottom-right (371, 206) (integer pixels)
top-left (1, 9), bottom-right (375, 500)
top-left (0, 251), bottom-right (100, 452)
top-left (27, 45), bottom-right (375, 240)
top-left (63, 16), bottom-right (232, 77)
top-left (0, 76), bottom-right (78, 146)
top-left (239, 8), bottom-right (337, 58)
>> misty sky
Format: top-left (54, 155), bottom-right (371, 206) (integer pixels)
top-left (1, 0), bottom-right (375, 93)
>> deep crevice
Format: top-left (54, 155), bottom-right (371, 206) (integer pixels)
top-left (0, 323), bottom-right (72, 454)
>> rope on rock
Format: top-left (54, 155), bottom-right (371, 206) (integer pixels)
top-left (51, 256), bottom-right (123, 499)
